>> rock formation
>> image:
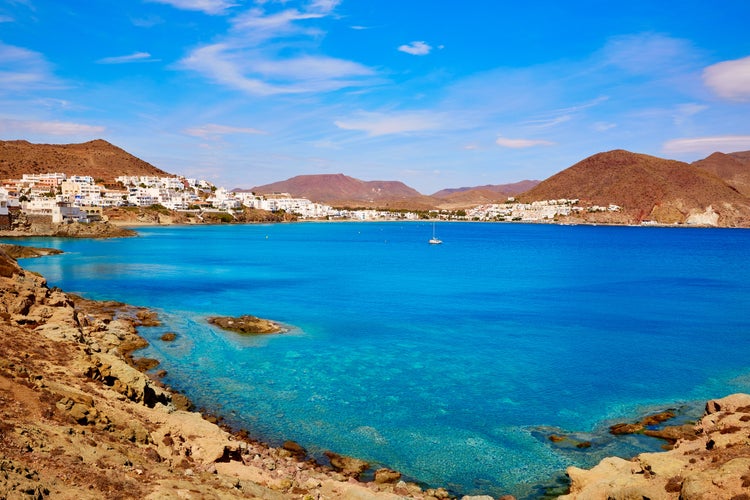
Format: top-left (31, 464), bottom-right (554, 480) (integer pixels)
top-left (207, 315), bottom-right (286, 335)
top-left (560, 393), bottom-right (750, 499)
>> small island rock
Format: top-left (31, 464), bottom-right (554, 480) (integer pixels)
top-left (207, 315), bottom-right (285, 335)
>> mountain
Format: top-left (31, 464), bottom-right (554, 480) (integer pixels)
top-left (0, 139), bottom-right (170, 182)
top-left (432, 180), bottom-right (540, 198)
top-left (519, 149), bottom-right (750, 226)
top-left (692, 151), bottom-right (750, 198)
top-left (250, 173), bottom-right (438, 209)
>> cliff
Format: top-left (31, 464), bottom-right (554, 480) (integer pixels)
top-left (0, 248), bottom-right (449, 499)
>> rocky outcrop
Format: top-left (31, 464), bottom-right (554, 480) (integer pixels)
top-left (0, 248), bottom-right (467, 499)
top-left (207, 314), bottom-right (286, 335)
top-left (561, 393), bottom-right (750, 499)
top-left (0, 221), bottom-right (136, 238)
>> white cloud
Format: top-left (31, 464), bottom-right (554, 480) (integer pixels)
top-left (97, 52), bottom-right (158, 64)
top-left (147, 0), bottom-right (237, 15)
top-left (335, 111), bottom-right (445, 136)
top-left (593, 122), bottom-right (617, 132)
top-left (495, 135), bottom-right (554, 148)
top-left (0, 118), bottom-right (105, 136)
top-left (663, 135), bottom-right (750, 155)
top-left (0, 15), bottom-right (14, 22)
top-left (599, 33), bottom-right (698, 76)
top-left (0, 41), bottom-right (57, 91)
top-left (672, 103), bottom-right (707, 125)
top-left (180, 43), bottom-right (376, 95)
top-left (398, 41), bottom-right (432, 56)
top-left (523, 115), bottom-right (571, 129)
top-left (703, 56), bottom-right (750, 101)
top-left (184, 123), bottom-right (266, 137)
top-left (178, 1), bottom-right (380, 95)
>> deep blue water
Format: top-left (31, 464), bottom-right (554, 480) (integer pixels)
top-left (8, 222), bottom-right (750, 498)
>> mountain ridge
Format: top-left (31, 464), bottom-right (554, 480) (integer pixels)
top-left (3, 139), bottom-right (750, 225)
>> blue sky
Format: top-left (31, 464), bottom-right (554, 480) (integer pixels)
top-left (1, 0), bottom-right (749, 193)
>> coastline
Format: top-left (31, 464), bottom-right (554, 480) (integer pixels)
top-left (5, 232), bottom-right (746, 498)
top-left (0, 246), bottom-right (461, 499)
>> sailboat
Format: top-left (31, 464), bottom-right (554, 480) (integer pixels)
top-left (429, 222), bottom-right (442, 245)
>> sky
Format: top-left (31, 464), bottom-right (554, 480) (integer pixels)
top-left (1, 0), bottom-right (749, 194)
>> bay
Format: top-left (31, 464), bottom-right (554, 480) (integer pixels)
top-left (9, 222), bottom-right (750, 498)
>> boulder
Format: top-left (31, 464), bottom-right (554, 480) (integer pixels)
top-left (324, 451), bottom-right (369, 478)
top-left (374, 468), bottom-right (401, 484)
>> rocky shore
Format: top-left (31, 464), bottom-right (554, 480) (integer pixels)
top-left (561, 393), bottom-right (750, 499)
top-left (0, 248), bottom-right (470, 500)
top-left (0, 221), bottom-right (137, 239)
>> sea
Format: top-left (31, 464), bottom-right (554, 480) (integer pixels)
top-left (8, 222), bottom-right (750, 498)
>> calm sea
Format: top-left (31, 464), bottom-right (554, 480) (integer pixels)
top-left (9, 223), bottom-right (750, 498)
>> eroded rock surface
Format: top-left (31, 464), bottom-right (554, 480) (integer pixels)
top-left (561, 393), bottom-right (750, 499)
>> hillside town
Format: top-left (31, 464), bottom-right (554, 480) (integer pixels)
top-left (0, 171), bottom-right (624, 229)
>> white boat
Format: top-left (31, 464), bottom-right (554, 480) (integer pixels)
top-left (429, 223), bottom-right (442, 244)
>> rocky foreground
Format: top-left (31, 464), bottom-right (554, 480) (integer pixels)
top-left (0, 249), bottom-right (470, 500)
top-left (561, 394), bottom-right (750, 499)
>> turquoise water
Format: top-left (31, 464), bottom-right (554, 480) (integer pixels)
top-left (9, 223), bottom-right (750, 497)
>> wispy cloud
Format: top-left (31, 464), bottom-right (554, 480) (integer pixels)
top-left (184, 123), bottom-right (267, 138)
top-left (663, 135), bottom-right (750, 155)
top-left (598, 32), bottom-right (699, 76)
top-left (335, 111), bottom-right (445, 136)
top-left (146, 0), bottom-right (238, 15)
top-left (495, 135), bottom-right (555, 148)
top-left (180, 44), bottom-right (375, 95)
top-left (0, 15), bottom-right (14, 23)
top-left (179, 1), bottom-right (379, 95)
top-left (97, 52), bottom-right (159, 64)
top-left (0, 41), bottom-right (58, 91)
top-left (0, 118), bottom-right (105, 135)
top-left (703, 55), bottom-right (750, 101)
top-left (593, 122), bottom-right (617, 132)
top-left (523, 115), bottom-right (572, 129)
top-left (398, 41), bottom-right (432, 56)
top-left (672, 103), bottom-right (707, 125)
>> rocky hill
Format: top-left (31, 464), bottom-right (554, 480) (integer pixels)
top-left (693, 151), bottom-right (750, 197)
top-left (519, 149), bottom-right (750, 226)
top-left (250, 173), bottom-right (438, 209)
top-left (0, 139), bottom-right (170, 182)
top-left (432, 180), bottom-right (540, 198)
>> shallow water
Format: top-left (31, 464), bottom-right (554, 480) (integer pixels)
top-left (11, 222), bottom-right (750, 498)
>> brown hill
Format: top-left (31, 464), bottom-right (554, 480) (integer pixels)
top-left (432, 180), bottom-right (540, 198)
top-left (251, 173), bottom-right (438, 209)
top-left (0, 139), bottom-right (170, 182)
top-left (519, 149), bottom-right (750, 226)
top-left (692, 151), bottom-right (750, 197)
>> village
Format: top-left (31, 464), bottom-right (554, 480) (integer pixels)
top-left (0, 172), bottom-right (622, 228)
